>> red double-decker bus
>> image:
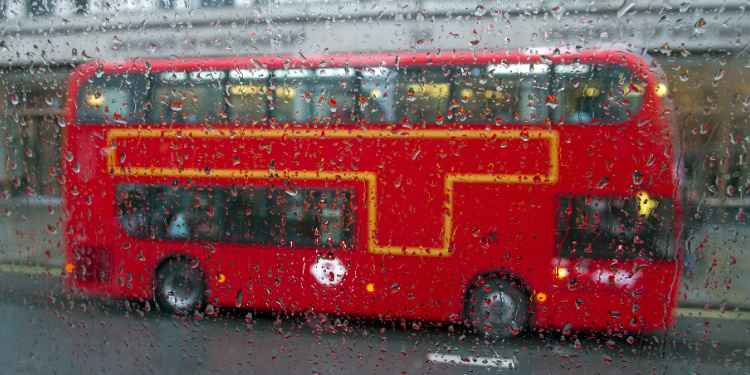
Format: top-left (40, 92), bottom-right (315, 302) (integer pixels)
top-left (62, 48), bottom-right (681, 337)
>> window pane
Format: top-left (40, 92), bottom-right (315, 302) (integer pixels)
top-left (552, 64), bottom-right (644, 124)
top-left (360, 67), bottom-right (398, 123)
top-left (228, 69), bottom-right (270, 123)
top-left (273, 69), bottom-right (314, 123)
top-left (78, 74), bottom-right (147, 124)
top-left (312, 68), bottom-right (357, 124)
top-left (150, 71), bottom-right (226, 123)
top-left (395, 67), bottom-right (450, 124)
top-left (479, 63), bottom-right (549, 124)
top-left (151, 186), bottom-right (223, 241)
top-left (273, 69), bottom-right (357, 124)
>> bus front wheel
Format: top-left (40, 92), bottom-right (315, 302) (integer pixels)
top-left (467, 277), bottom-right (531, 338)
top-left (154, 257), bottom-right (206, 314)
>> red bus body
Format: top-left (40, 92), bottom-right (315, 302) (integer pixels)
top-left (63, 49), bottom-right (682, 335)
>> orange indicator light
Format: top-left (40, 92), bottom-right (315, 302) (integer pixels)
top-left (365, 283), bottom-right (375, 293)
top-left (536, 293), bottom-right (547, 302)
top-left (65, 264), bottom-right (74, 273)
top-left (218, 273), bottom-right (226, 283)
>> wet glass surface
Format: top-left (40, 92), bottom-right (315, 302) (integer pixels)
top-left (1, 1), bottom-right (750, 373)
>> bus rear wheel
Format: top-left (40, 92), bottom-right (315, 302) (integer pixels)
top-left (154, 258), bottom-right (205, 314)
top-left (467, 277), bottom-right (530, 338)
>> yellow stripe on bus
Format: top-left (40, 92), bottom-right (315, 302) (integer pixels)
top-left (105, 128), bottom-right (560, 257)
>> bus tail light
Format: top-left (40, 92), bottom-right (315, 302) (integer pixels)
top-left (70, 247), bottom-right (111, 283)
top-left (556, 193), bottom-right (676, 260)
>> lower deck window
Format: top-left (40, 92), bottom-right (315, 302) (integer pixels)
top-left (116, 184), bottom-right (356, 248)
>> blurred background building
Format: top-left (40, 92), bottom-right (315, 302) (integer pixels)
top-left (0, 0), bottom-right (748, 263)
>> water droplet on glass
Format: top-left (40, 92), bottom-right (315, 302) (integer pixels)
top-left (551, 5), bottom-right (564, 20)
top-left (632, 171), bottom-right (644, 185)
top-left (416, 13), bottom-right (425, 22)
top-left (112, 113), bottom-right (127, 124)
top-left (95, 63), bottom-right (105, 78)
top-left (406, 89), bottom-right (416, 102)
top-left (694, 18), bottom-right (707, 33)
top-left (473, 5), bottom-right (486, 17)
top-left (56, 114), bottom-right (66, 128)
top-left (699, 122), bottom-right (709, 135)
top-left (562, 322), bottom-right (572, 335)
top-left (714, 69), bottom-right (725, 81)
top-left (146, 42), bottom-right (156, 54)
top-left (47, 225), bottom-right (57, 234)
top-left (10, 94), bottom-right (18, 105)
top-left (236, 290), bottom-right (243, 307)
top-left (617, 0), bottom-right (635, 18)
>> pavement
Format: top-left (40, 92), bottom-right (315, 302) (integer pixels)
top-left (1, 197), bottom-right (749, 312)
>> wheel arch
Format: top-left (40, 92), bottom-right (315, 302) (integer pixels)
top-left (152, 254), bottom-right (207, 312)
top-left (461, 269), bottom-right (536, 325)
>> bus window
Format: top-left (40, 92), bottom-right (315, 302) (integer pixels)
top-left (313, 68), bottom-right (357, 124)
top-left (481, 63), bottom-right (550, 124)
top-left (150, 186), bottom-right (223, 241)
top-left (273, 69), bottom-right (357, 124)
top-left (227, 69), bottom-right (270, 123)
top-left (395, 67), bottom-right (451, 125)
top-left (557, 195), bottom-right (676, 260)
top-left (116, 184), bottom-right (149, 238)
top-left (450, 66), bottom-right (492, 123)
top-left (360, 67), bottom-right (398, 123)
top-left (77, 74), bottom-right (148, 124)
top-left (150, 71), bottom-right (226, 123)
top-left (270, 188), bottom-right (355, 248)
top-left (273, 69), bottom-right (314, 123)
top-left (120, 184), bottom-right (355, 248)
top-left (553, 64), bottom-right (645, 124)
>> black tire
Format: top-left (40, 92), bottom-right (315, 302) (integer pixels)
top-left (467, 277), bottom-right (531, 338)
top-left (154, 258), bottom-right (206, 314)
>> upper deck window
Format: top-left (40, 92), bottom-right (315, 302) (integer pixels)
top-left (452, 64), bottom-right (550, 124)
top-left (77, 74), bottom-right (148, 124)
top-left (272, 68), bottom-right (358, 124)
top-left (395, 67), bottom-right (451, 125)
top-left (75, 61), bottom-right (645, 127)
top-left (360, 67), bottom-right (398, 123)
top-left (149, 71), bottom-right (226, 124)
top-left (552, 64), bottom-right (645, 124)
top-left (228, 69), bottom-right (270, 123)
